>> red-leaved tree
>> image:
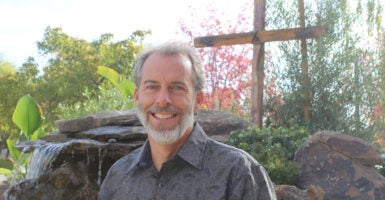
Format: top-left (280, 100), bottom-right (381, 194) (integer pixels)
top-left (179, 3), bottom-right (279, 118)
top-left (179, 3), bottom-right (253, 116)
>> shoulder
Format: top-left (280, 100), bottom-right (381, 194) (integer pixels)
top-left (204, 138), bottom-right (267, 179)
top-left (204, 139), bottom-right (277, 199)
top-left (111, 147), bottom-right (141, 170)
top-left (99, 147), bottom-right (142, 198)
top-left (206, 138), bottom-right (260, 166)
top-left (103, 146), bottom-right (141, 179)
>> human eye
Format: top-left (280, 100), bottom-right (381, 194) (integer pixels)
top-left (142, 81), bottom-right (159, 91)
top-left (173, 85), bottom-right (185, 90)
top-left (169, 84), bottom-right (187, 93)
top-left (145, 84), bottom-right (158, 90)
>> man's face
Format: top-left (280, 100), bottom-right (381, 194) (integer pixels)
top-left (134, 53), bottom-right (202, 145)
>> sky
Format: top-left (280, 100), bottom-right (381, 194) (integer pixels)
top-left (0, 0), bottom-right (248, 67)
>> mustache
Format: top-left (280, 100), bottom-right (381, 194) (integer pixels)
top-left (146, 105), bottom-right (182, 114)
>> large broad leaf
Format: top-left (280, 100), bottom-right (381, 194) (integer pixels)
top-left (97, 66), bottom-right (135, 98)
top-left (12, 95), bottom-right (43, 138)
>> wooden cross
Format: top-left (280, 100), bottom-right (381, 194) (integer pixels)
top-left (194, 0), bottom-right (326, 127)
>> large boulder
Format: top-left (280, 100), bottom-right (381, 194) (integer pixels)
top-left (294, 131), bottom-right (385, 200)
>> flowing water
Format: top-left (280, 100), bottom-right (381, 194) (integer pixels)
top-left (97, 147), bottom-right (107, 185)
top-left (26, 143), bottom-right (65, 179)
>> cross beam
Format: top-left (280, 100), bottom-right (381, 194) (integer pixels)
top-left (194, 0), bottom-right (326, 127)
top-left (194, 26), bottom-right (326, 47)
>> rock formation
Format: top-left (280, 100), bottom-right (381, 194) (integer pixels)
top-left (4, 110), bottom-right (385, 200)
top-left (294, 131), bottom-right (385, 200)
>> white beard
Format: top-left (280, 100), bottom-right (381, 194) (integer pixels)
top-left (137, 104), bottom-right (195, 145)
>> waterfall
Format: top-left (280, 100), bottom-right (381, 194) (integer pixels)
top-left (97, 147), bottom-right (107, 186)
top-left (26, 143), bottom-right (65, 179)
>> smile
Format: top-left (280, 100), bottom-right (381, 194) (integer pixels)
top-left (152, 113), bottom-right (178, 120)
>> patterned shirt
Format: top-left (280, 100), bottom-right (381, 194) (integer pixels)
top-left (99, 123), bottom-right (276, 200)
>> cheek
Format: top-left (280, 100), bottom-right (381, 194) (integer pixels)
top-left (136, 92), bottom-right (158, 110)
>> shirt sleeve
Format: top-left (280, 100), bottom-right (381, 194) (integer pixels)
top-left (227, 156), bottom-right (277, 200)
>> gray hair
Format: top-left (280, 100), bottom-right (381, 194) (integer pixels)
top-left (133, 42), bottom-right (205, 92)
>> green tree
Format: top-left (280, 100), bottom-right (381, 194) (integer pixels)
top-left (34, 26), bottom-right (149, 130)
top-left (0, 27), bottom-right (148, 158)
top-left (265, 1), bottom-right (384, 139)
top-left (0, 61), bottom-right (21, 155)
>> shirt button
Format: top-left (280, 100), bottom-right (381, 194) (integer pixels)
top-left (139, 161), bottom-right (147, 168)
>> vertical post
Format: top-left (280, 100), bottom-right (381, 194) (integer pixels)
top-left (299, 0), bottom-right (312, 125)
top-left (251, 0), bottom-right (266, 128)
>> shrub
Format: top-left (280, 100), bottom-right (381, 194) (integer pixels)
top-left (227, 124), bottom-right (311, 185)
top-left (56, 85), bottom-right (135, 120)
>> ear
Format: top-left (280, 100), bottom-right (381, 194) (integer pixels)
top-left (134, 88), bottom-right (139, 104)
top-left (194, 91), bottom-right (204, 112)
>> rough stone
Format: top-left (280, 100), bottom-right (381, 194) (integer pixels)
top-left (294, 130), bottom-right (385, 200)
top-left (196, 109), bottom-right (250, 137)
top-left (4, 162), bottom-right (99, 200)
top-left (54, 108), bottom-right (249, 137)
top-left (75, 125), bottom-right (147, 142)
top-left (275, 185), bottom-right (324, 200)
top-left (54, 109), bottom-right (140, 133)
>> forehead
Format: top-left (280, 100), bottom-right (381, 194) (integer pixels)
top-left (140, 53), bottom-right (193, 82)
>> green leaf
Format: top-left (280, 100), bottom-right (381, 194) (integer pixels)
top-left (97, 66), bottom-right (120, 85)
top-left (116, 80), bottom-right (136, 98)
top-left (6, 139), bottom-right (20, 160)
top-left (12, 95), bottom-right (43, 137)
top-left (97, 66), bottom-right (135, 98)
top-left (0, 158), bottom-right (14, 171)
top-left (0, 168), bottom-right (12, 175)
top-left (31, 127), bottom-right (46, 140)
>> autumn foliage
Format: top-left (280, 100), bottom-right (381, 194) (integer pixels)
top-left (179, 3), bottom-right (281, 118)
top-left (179, 4), bottom-right (254, 116)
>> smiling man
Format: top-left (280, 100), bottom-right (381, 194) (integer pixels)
top-left (99, 42), bottom-right (277, 200)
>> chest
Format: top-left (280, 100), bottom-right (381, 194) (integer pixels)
top-left (117, 162), bottom-right (230, 200)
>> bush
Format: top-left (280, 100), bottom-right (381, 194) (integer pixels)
top-left (226, 124), bottom-right (311, 185)
top-left (56, 85), bottom-right (135, 120)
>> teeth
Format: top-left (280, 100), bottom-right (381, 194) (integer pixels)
top-left (154, 113), bottom-right (173, 119)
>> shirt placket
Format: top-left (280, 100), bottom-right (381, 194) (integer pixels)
top-left (154, 157), bottom-right (183, 200)
top-left (153, 172), bottom-right (169, 200)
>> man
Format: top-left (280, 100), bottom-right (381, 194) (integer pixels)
top-left (99, 42), bottom-right (276, 200)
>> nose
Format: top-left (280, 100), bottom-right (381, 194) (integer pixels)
top-left (155, 87), bottom-right (171, 106)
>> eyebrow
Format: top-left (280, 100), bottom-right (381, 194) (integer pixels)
top-left (142, 80), bottom-right (157, 84)
top-left (142, 80), bottom-right (188, 86)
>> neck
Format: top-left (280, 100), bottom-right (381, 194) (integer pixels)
top-left (149, 129), bottom-right (192, 171)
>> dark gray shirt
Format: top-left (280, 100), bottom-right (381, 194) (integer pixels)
top-left (99, 123), bottom-right (276, 200)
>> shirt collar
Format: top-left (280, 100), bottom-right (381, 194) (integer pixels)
top-left (176, 123), bottom-right (207, 170)
top-left (129, 140), bottom-right (152, 171)
top-left (130, 123), bottom-right (208, 171)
